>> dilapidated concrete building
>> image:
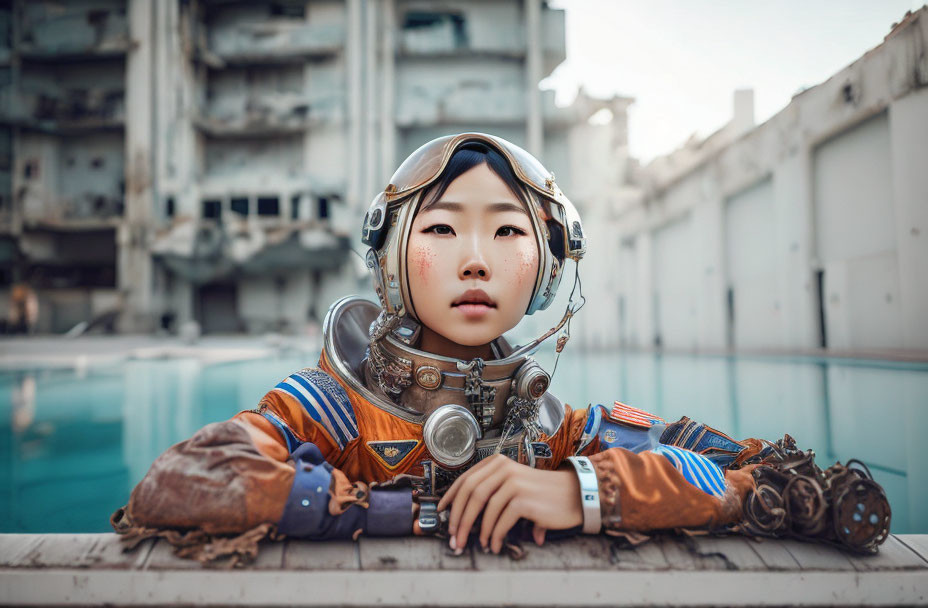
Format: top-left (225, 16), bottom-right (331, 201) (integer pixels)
top-left (1, 0), bottom-right (627, 335)
top-left (613, 9), bottom-right (928, 355)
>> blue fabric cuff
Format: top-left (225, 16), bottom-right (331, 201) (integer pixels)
top-left (278, 458), bottom-right (334, 537)
top-left (366, 489), bottom-right (413, 536)
top-left (278, 443), bottom-right (413, 540)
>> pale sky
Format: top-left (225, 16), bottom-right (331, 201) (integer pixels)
top-left (544, 0), bottom-right (924, 162)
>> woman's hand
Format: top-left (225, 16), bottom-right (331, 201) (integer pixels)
top-left (437, 454), bottom-right (583, 554)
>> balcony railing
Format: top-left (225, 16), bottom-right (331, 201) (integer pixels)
top-left (18, 3), bottom-right (130, 61)
top-left (204, 22), bottom-right (345, 67)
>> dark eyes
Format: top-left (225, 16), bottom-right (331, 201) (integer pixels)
top-left (495, 226), bottom-right (527, 237)
top-left (421, 224), bottom-right (527, 238)
top-left (423, 224), bottom-right (455, 236)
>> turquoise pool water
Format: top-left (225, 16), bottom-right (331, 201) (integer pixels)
top-left (1, 351), bottom-right (925, 534)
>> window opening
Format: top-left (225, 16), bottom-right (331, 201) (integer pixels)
top-left (202, 199), bottom-right (221, 219)
top-left (403, 11), bottom-right (468, 49)
top-left (257, 196), bottom-right (279, 216)
top-left (230, 197), bottom-right (249, 216)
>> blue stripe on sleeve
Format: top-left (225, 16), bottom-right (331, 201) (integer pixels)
top-left (290, 373), bottom-right (357, 442)
top-left (261, 411), bottom-right (302, 454)
top-left (274, 381), bottom-right (347, 449)
top-left (652, 444), bottom-right (727, 498)
top-left (297, 370), bottom-right (359, 431)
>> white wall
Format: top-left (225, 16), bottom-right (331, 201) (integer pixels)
top-left (725, 178), bottom-right (783, 348)
top-left (619, 11), bottom-right (928, 354)
top-left (652, 214), bottom-right (697, 349)
top-left (888, 87), bottom-right (928, 350)
top-left (814, 112), bottom-right (902, 350)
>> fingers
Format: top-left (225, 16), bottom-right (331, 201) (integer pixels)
top-left (453, 469), bottom-right (508, 551)
top-left (437, 455), bottom-right (496, 512)
top-left (447, 463), bottom-right (495, 537)
top-left (532, 523), bottom-right (547, 546)
top-left (478, 480), bottom-right (518, 549)
top-left (490, 500), bottom-right (525, 554)
top-left (444, 455), bottom-right (508, 534)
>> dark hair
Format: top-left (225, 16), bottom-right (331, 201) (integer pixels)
top-left (420, 142), bottom-right (528, 209)
top-left (417, 141), bottom-right (566, 263)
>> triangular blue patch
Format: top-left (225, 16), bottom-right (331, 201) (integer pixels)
top-left (367, 440), bottom-right (419, 468)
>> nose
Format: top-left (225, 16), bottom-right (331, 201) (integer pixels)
top-left (459, 252), bottom-right (491, 280)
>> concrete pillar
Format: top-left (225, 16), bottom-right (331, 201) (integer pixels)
top-left (363, 0), bottom-right (378, 205)
top-left (346, 0), bottom-right (364, 214)
top-left (732, 89), bottom-right (755, 134)
top-left (7, 0), bottom-right (23, 237)
top-left (174, 279), bottom-right (195, 327)
top-left (379, 0), bottom-right (396, 187)
top-left (182, 3), bottom-right (201, 220)
top-left (121, 0), bottom-right (156, 332)
top-left (525, 0), bottom-right (543, 157)
top-left (635, 231), bottom-right (654, 348)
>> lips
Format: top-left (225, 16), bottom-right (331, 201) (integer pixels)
top-left (452, 290), bottom-right (497, 320)
top-left (452, 289), bottom-right (496, 308)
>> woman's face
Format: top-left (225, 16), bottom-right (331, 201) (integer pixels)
top-left (407, 162), bottom-right (539, 349)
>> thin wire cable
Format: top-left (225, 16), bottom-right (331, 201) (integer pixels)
top-left (549, 261), bottom-right (585, 381)
top-left (349, 244), bottom-right (367, 263)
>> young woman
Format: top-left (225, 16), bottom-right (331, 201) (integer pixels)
top-left (113, 133), bottom-right (764, 559)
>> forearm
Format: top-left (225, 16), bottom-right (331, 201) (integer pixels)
top-left (125, 419), bottom-right (414, 541)
top-left (127, 419), bottom-right (293, 533)
top-left (588, 446), bottom-right (755, 532)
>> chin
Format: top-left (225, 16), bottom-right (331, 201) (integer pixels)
top-left (444, 331), bottom-right (496, 347)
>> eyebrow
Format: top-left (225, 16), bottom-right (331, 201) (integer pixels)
top-left (423, 201), bottom-right (528, 215)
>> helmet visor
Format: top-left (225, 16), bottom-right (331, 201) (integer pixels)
top-left (384, 133), bottom-right (585, 261)
top-left (388, 133), bottom-right (554, 200)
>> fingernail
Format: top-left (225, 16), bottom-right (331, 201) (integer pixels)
top-left (449, 536), bottom-right (457, 550)
top-left (454, 546), bottom-right (464, 556)
top-left (482, 545), bottom-right (489, 554)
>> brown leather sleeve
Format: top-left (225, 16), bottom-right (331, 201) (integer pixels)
top-left (126, 414), bottom-right (295, 534)
top-left (589, 447), bottom-right (756, 532)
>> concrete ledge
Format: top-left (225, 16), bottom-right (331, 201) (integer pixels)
top-left (1, 533), bottom-right (926, 607)
top-left (2, 569), bottom-right (928, 607)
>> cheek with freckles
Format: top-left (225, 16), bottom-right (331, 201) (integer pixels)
top-left (496, 244), bottom-right (538, 319)
top-left (409, 243), bottom-right (436, 283)
top-left (515, 246), bottom-right (538, 288)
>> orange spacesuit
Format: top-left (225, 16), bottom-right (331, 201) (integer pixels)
top-left (116, 134), bottom-right (766, 551)
top-left (120, 300), bottom-right (761, 543)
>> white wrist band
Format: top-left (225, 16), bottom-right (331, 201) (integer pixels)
top-left (567, 456), bottom-right (601, 534)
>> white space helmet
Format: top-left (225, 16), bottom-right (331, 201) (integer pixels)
top-left (361, 133), bottom-right (585, 321)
